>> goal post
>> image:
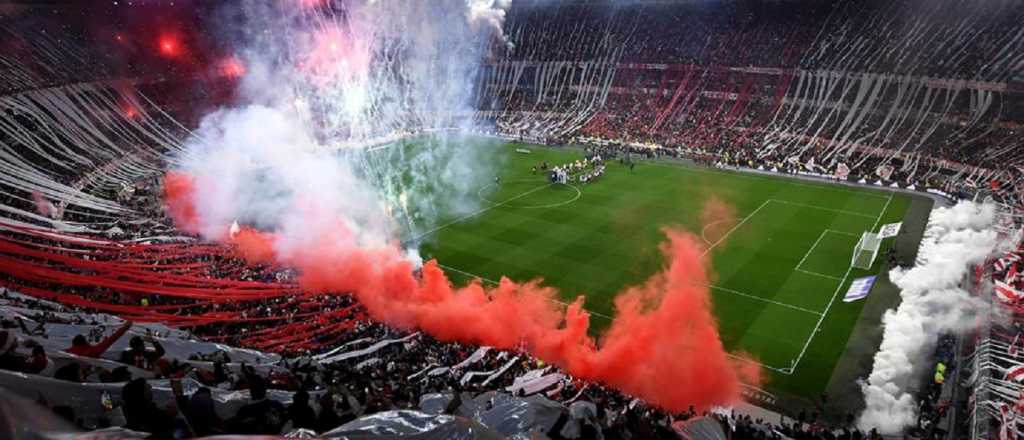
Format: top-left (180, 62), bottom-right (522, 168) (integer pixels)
top-left (851, 231), bottom-right (882, 270)
top-left (850, 222), bottom-right (902, 270)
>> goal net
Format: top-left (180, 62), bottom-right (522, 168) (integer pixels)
top-left (851, 231), bottom-right (882, 270)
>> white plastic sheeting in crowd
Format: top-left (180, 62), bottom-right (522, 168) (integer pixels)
top-left (2, 313), bottom-right (281, 367)
top-left (316, 333), bottom-right (420, 364)
top-left (322, 410), bottom-right (504, 439)
top-left (0, 369), bottom-right (299, 428)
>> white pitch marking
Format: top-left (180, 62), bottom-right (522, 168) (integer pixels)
top-left (795, 229), bottom-right (830, 272)
top-left (825, 229), bottom-right (860, 238)
top-left (726, 353), bottom-right (792, 374)
top-left (413, 183), bottom-right (554, 241)
top-left (768, 199), bottom-right (877, 219)
top-left (701, 200), bottom-right (770, 256)
top-left (701, 218), bottom-right (742, 245)
top-left (795, 268), bottom-right (844, 281)
top-left (706, 284), bottom-right (824, 316)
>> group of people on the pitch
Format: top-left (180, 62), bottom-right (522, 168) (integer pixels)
top-left (545, 156), bottom-right (605, 185)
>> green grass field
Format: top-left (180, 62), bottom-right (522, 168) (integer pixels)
top-left (403, 139), bottom-right (926, 405)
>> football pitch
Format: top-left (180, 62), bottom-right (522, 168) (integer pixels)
top-left (401, 139), bottom-right (929, 404)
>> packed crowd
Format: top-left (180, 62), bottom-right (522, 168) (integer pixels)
top-left (2, 284), bottom-right (896, 440)
top-left (964, 234), bottom-right (1024, 440)
top-left (2, 2), bottom-right (1022, 439)
top-left (500, 1), bottom-right (1024, 82)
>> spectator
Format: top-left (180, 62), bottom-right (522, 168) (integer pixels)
top-left (121, 378), bottom-right (179, 438)
top-left (52, 405), bottom-right (79, 427)
top-left (68, 321), bottom-right (132, 358)
top-left (288, 388), bottom-right (318, 431)
top-left (106, 366), bottom-right (133, 383)
top-left (316, 392), bottom-right (346, 433)
top-left (183, 386), bottom-right (222, 437)
top-left (53, 363), bottom-right (88, 382)
top-left (23, 344), bottom-right (55, 376)
top-left (229, 375), bottom-right (287, 435)
top-left (16, 317), bottom-right (46, 337)
top-left (119, 334), bottom-right (165, 371)
top-left (0, 330), bottom-right (24, 371)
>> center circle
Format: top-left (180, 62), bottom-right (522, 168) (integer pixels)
top-left (478, 179), bottom-right (581, 209)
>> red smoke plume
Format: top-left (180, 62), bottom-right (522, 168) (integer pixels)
top-left (163, 171), bottom-right (202, 235)
top-left (216, 56), bottom-right (246, 78)
top-left (163, 172), bottom-right (759, 411)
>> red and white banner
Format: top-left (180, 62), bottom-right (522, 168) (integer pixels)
top-left (997, 252), bottom-right (1022, 273)
top-left (997, 281), bottom-right (1023, 303)
top-left (1007, 365), bottom-right (1024, 382)
top-left (701, 91), bottom-right (739, 101)
top-left (876, 164), bottom-right (894, 180)
top-left (1000, 403), bottom-right (1019, 440)
top-left (835, 163), bottom-right (850, 180)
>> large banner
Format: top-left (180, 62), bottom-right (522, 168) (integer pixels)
top-left (701, 91), bottom-right (739, 101)
top-left (835, 163), bottom-right (850, 180)
top-left (843, 276), bottom-right (877, 302)
top-left (876, 164), bottom-right (894, 180)
top-left (877, 222), bottom-right (903, 239)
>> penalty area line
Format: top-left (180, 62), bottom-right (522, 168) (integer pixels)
top-left (726, 353), bottom-right (793, 375)
top-left (701, 200), bottom-right (770, 257)
top-left (440, 266), bottom-right (798, 372)
top-left (705, 284), bottom-right (824, 316)
top-left (794, 229), bottom-right (829, 272)
top-left (768, 199), bottom-right (877, 219)
top-left (439, 264), bottom-right (796, 374)
top-left (795, 268), bottom-right (844, 281)
top-left (825, 229), bottom-right (860, 238)
top-left (792, 230), bottom-right (846, 280)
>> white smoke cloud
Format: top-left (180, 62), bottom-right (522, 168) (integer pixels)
top-left (858, 201), bottom-right (1000, 434)
top-left (178, 0), bottom-right (513, 248)
top-left (180, 105), bottom-right (394, 247)
top-left (467, 0), bottom-right (514, 48)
